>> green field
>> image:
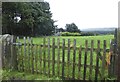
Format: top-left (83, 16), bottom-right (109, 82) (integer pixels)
top-left (20, 35), bottom-right (114, 49)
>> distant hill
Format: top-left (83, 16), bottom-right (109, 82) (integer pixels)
top-left (81, 27), bottom-right (117, 35)
top-left (81, 27), bottom-right (116, 31)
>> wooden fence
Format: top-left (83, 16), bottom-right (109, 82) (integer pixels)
top-left (2, 36), bottom-right (118, 80)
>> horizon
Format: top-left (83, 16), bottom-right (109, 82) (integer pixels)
top-left (80, 27), bottom-right (117, 30)
top-left (44, 0), bottom-right (119, 29)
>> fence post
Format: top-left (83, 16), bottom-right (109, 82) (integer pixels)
top-left (72, 39), bottom-right (76, 79)
top-left (10, 35), bottom-right (18, 70)
top-left (95, 40), bottom-right (100, 81)
top-left (1, 38), bottom-right (4, 68)
top-left (117, 31), bottom-right (120, 80)
top-left (108, 29), bottom-right (118, 78)
top-left (1, 37), bottom-right (4, 69)
top-left (117, 2), bottom-right (120, 80)
top-left (117, 24), bottom-right (120, 80)
top-left (113, 28), bottom-right (117, 77)
top-left (89, 40), bottom-right (94, 80)
top-left (0, 37), bottom-right (2, 69)
top-left (57, 38), bottom-right (60, 77)
top-left (43, 38), bottom-right (46, 75)
top-left (52, 38), bottom-right (55, 76)
top-left (67, 39), bottom-right (70, 79)
top-left (83, 40), bottom-right (88, 80)
top-left (48, 38), bottom-right (50, 77)
top-left (0, 37), bottom-right (2, 81)
top-left (108, 39), bottom-right (114, 78)
top-left (62, 39), bottom-right (65, 79)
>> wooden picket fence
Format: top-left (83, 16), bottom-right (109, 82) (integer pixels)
top-left (2, 36), bottom-right (118, 80)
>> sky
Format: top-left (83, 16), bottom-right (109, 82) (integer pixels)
top-left (44, 0), bottom-right (119, 29)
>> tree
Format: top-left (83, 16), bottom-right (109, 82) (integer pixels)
top-left (29, 2), bottom-right (55, 36)
top-left (65, 23), bottom-right (80, 33)
top-left (59, 28), bottom-right (65, 32)
top-left (2, 2), bottom-right (32, 35)
top-left (2, 2), bottom-right (55, 36)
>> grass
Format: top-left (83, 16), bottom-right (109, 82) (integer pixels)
top-left (20, 35), bottom-right (114, 49)
top-left (2, 69), bottom-right (61, 80)
top-left (3, 35), bottom-right (115, 80)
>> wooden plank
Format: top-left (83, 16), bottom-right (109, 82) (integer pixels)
top-left (29, 37), bottom-right (32, 72)
top-left (108, 39), bottom-right (114, 77)
top-left (6, 39), bottom-right (9, 68)
top-left (10, 36), bottom-right (17, 70)
top-left (39, 42), bottom-right (42, 74)
top-left (35, 45), bottom-right (38, 73)
top-left (5, 38), bottom-right (9, 68)
top-left (17, 36), bottom-right (20, 71)
top-left (27, 37), bottom-right (31, 72)
top-left (0, 36), bottom-right (3, 69)
top-left (117, 23), bottom-right (120, 79)
top-left (40, 59), bottom-right (100, 69)
top-left (1, 39), bottom-right (5, 68)
top-left (95, 40), bottom-right (100, 81)
top-left (25, 37), bottom-right (28, 72)
top-left (62, 39), bottom-right (65, 79)
top-left (113, 29), bottom-right (117, 76)
top-left (78, 45), bottom-right (82, 79)
top-left (57, 38), bottom-right (60, 77)
top-left (108, 39), bottom-right (116, 77)
top-left (26, 37), bottom-right (28, 72)
top-left (48, 38), bottom-right (50, 77)
top-left (89, 40), bottom-right (94, 80)
top-left (21, 38), bottom-right (24, 71)
top-left (67, 39), bottom-right (70, 78)
top-left (19, 43), bottom-right (110, 53)
top-left (31, 38), bottom-right (34, 74)
top-left (114, 32), bottom-right (118, 76)
top-left (23, 37), bottom-right (26, 72)
top-left (43, 38), bottom-right (46, 75)
top-left (72, 39), bottom-right (76, 79)
top-left (101, 40), bottom-right (106, 80)
top-left (52, 38), bottom-right (55, 76)
top-left (83, 40), bottom-right (88, 80)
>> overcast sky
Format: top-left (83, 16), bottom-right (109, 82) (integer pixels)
top-left (44, 0), bottom-right (119, 29)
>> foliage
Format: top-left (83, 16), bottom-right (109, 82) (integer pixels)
top-left (2, 2), bottom-right (55, 36)
top-left (65, 23), bottom-right (80, 33)
top-left (56, 28), bottom-right (65, 32)
top-left (61, 32), bottom-right (81, 36)
top-left (59, 28), bottom-right (65, 32)
top-left (80, 32), bottom-right (98, 36)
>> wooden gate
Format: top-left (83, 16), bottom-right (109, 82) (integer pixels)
top-left (1, 33), bottom-right (119, 80)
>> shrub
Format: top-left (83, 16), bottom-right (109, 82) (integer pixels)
top-left (61, 32), bottom-right (81, 36)
top-left (81, 32), bottom-right (96, 36)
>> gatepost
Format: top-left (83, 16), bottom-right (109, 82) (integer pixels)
top-left (118, 1), bottom-right (120, 80)
top-left (10, 35), bottom-right (18, 70)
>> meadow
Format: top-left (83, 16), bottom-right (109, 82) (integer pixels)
top-left (20, 35), bottom-right (114, 48)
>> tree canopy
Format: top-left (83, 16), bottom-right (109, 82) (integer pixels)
top-left (2, 2), bottom-right (55, 36)
top-left (65, 23), bottom-right (80, 33)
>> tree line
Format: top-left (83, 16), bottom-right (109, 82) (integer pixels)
top-left (2, 2), bottom-right (55, 36)
top-left (3, 2), bottom-right (98, 37)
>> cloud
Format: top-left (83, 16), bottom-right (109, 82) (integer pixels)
top-left (45, 0), bottom-right (119, 29)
